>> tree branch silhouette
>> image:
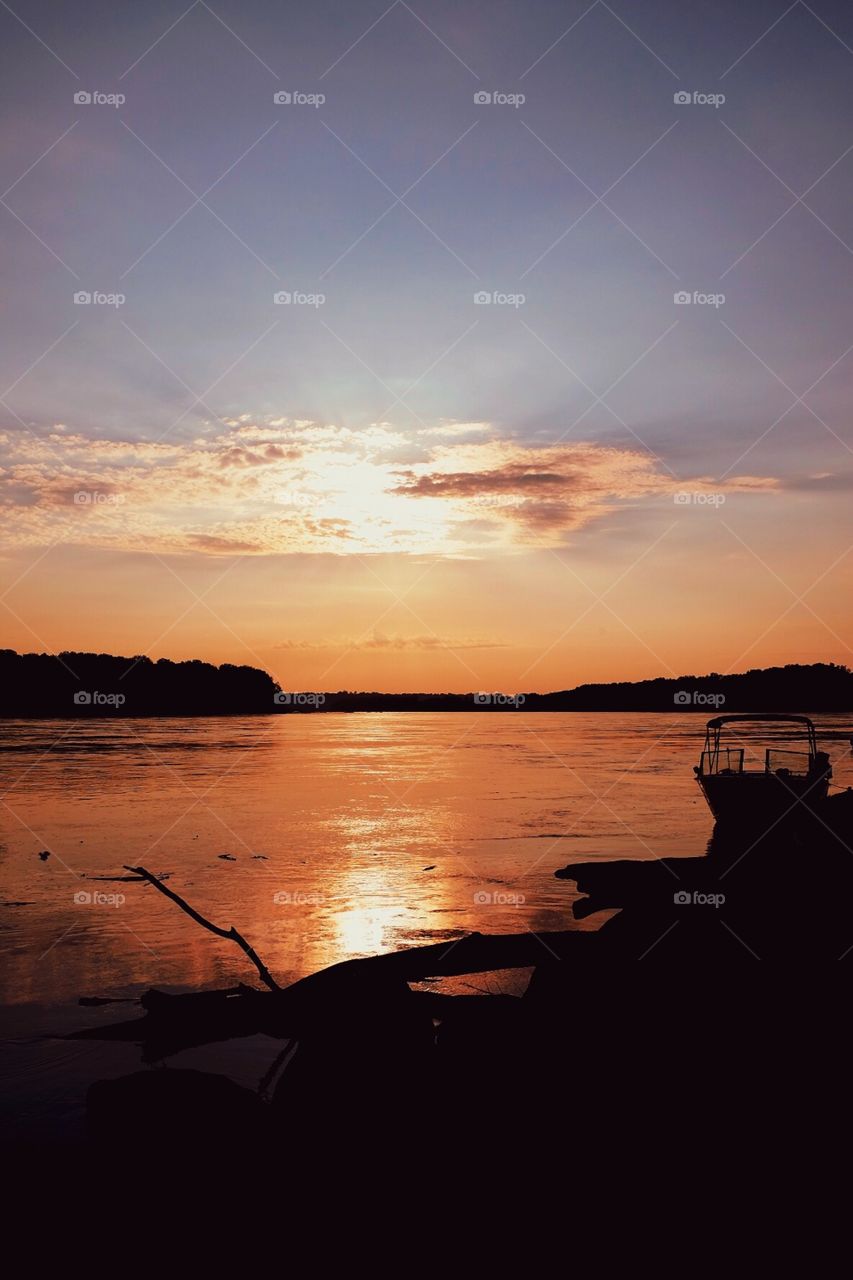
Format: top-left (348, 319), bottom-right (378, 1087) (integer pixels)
top-left (124, 865), bottom-right (280, 991)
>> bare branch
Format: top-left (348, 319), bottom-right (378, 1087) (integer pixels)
top-left (124, 864), bottom-right (280, 991)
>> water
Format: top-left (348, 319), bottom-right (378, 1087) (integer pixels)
top-left (3, 712), bottom-right (852, 1016)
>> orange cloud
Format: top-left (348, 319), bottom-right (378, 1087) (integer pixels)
top-left (391, 442), bottom-right (778, 540)
top-left (0, 419), bottom-right (779, 557)
top-left (275, 631), bottom-right (505, 651)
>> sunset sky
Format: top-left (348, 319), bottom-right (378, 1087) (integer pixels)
top-left (2, 0), bottom-right (852, 692)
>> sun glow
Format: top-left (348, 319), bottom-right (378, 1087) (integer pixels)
top-left (0, 417), bottom-right (777, 560)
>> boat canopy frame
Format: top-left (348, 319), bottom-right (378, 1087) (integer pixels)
top-left (701, 713), bottom-right (819, 774)
top-left (704, 713), bottom-right (817, 731)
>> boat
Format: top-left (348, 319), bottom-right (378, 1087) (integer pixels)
top-left (694, 713), bottom-right (831, 827)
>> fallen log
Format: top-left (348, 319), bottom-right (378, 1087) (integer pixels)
top-left (68, 865), bottom-right (595, 1057)
top-left (68, 932), bottom-right (594, 1056)
top-left (126, 861), bottom-right (593, 997)
top-left (281, 928), bottom-right (587, 998)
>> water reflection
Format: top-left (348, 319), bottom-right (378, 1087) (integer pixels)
top-left (1, 712), bottom-right (851, 1014)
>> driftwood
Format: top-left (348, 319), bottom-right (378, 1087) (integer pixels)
top-left (125, 861), bottom-right (593, 993)
top-left (76, 828), bottom-right (843, 1062)
top-left (284, 929), bottom-right (585, 994)
top-left (67, 865), bottom-right (596, 1058)
top-left (68, 873), bottom-right (596, 1056)
top-left (123, 864), bottom-right (280, 991)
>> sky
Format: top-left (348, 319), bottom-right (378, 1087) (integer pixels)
top-left (1, 0), bottom-right (852, 693)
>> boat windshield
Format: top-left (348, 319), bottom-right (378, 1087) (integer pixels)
top-left (700, 747), bottom-right (744, 775)
top-left (765, 748), bottom-right (812, 774)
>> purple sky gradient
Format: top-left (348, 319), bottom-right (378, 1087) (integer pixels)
top-left (1, 0), bottom-right (852, 688)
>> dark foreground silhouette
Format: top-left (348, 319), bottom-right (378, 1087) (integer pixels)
top-left (29, 794), bottom-right (849, 1165)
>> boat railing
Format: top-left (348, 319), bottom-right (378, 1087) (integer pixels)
top-left (701, 746), bottom-right (816, 777)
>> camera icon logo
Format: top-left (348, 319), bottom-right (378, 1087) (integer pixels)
top-left (673, 690), bottom-right (692, 705)
top-left (274, 691), bottom-right (292, 705)
top-left (474, 291), bottom-right (491, 305)
top-left (674, 290), bottom-right (691, 305)
top-left (673, 890), bottom-right (692, 905)
top-left (74, 291), bottom-right (92, 305)
top-left (74, 890), bottom-right (93, 904)
top-left (673, 491), bottom-right (692, 505)
top-left (473, 692), bottom-right (492, 704)
top-left (474, 91), bottom-right (491, 104)
top-left (74, 90), bottom-right (92, 105)
top-left (673, 91), bottom-right (691, 105)
top-left (74, 691), bottom-right (92, 705)
top-left (273, 91), bottom-right (292, 104)
top-left (473, 890), bottom-right (492, 904)
top-left (273, 291), bottom-right (292, 305)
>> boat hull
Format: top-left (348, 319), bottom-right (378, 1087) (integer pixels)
top-left (696, 771), bottom-right (830, 827)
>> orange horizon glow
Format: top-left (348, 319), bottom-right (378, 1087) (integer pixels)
top-left (1, 415), bottom-right (850, 695)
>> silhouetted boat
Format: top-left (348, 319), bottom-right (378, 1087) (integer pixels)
top-left (694, 713), bottom-right (831, 827)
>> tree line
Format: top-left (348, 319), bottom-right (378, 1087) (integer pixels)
top-left (1, 651), bottom-right (850, 716)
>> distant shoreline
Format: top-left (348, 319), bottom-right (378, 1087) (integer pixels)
top-left (1, 650), bottom-right (851, 717)
top-left (3, 706), bottom-right (853, 721)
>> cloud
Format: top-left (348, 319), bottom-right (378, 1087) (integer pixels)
top-left (275, 631), bottom-right (506, 651)
top-left (391, 464), bottom-right (569, 498)
top-left (356, 631), bottom-right (505, 650)
top-left (0, 417), bottom-right (779, 558)
top-left (781, 471), bottom-right (853, 492)
top-left (420, 420), bottom-right (492, 439)
top-left (217, 444), bottom-right (301, 468)
top-left (391, 442), bottom-right (779, 540)
top-left (184, 533), bottom-right (268, 553)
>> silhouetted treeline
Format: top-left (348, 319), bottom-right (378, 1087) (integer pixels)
top-left (0, 650), bottom-right (279, 717)
top-left (1, 652), bottom-right (850, 716)
top-left (529, 663), bottom-right (853, 712)
top-left (317, 664), bottom-right (853, 712)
